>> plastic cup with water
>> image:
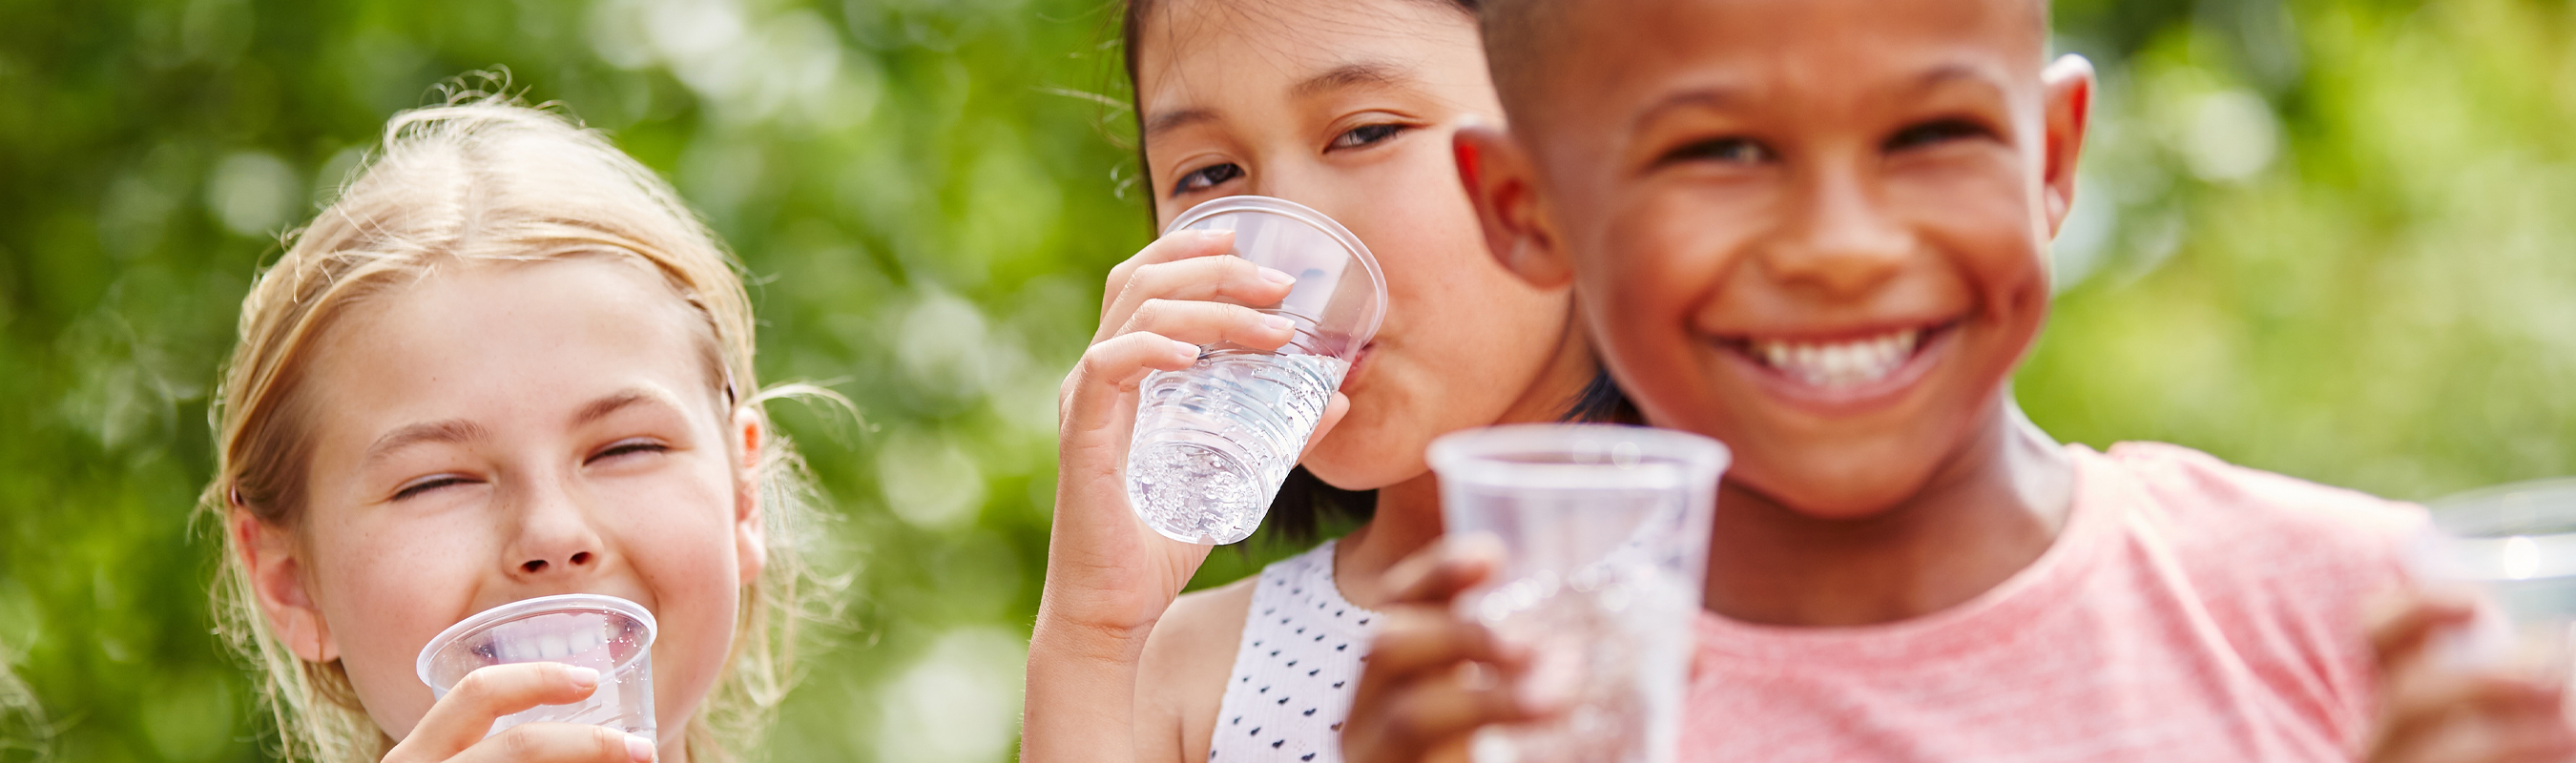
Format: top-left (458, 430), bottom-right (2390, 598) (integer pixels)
top-left (415, 593), bottom-right (657, 741)
top-left (1125, 196), bottom-right (1389, 545)
top-left (2415, 479), bottom-right (2576, 691)
top-left (1428, 424), bottom-right (1730, 763)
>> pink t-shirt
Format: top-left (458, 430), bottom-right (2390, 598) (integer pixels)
top-left (1679, 443), bottom-right (2425, 762)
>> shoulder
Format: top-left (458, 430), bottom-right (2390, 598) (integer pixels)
top-left (2091, 441), bottom-right (2427, 557)
top-left (1146, 576), bottom-right (1260, 675)
top-left (2082, 442), bottom-right (2428, 744)
top-left (1135, 575), bottom-right (1259, 761)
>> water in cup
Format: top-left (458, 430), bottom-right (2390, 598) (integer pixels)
top-left (1128, 349), bottom-right (1348, 545)
top-left (416, 593), bottom-right (657, 739)
top-left (2415, 479), bottom-right (2576, 684)
top-left (1429, 424), bottom-right (1729, 763)
top-left (1125, 196), bottom-right (1386, 545)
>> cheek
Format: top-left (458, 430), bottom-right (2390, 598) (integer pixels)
top-left (306, 513), bottom-right (496, 737)
top-left (599, 452), bottom-right (746, 715)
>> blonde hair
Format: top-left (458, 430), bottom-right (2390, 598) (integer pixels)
top-left (199, 89), bottom-right (842, 762)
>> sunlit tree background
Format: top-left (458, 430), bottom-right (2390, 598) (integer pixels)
top-left (1, 0), bottom-right (2569, 760)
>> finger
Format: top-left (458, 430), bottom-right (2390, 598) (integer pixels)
top-left (1298, 392), bottom-right (1352, 462)
top-left (449, 723), bottom-right (654, 763)
top-left (2370, 588), bottom-right (2481, 666)
top-left (1358, 609), bottom-right (1531, 697)
top-left (388, 663), bottom-right (603, 762)
top-left (2377, 670), bottom-right (2562, 755)
top-left (1381, 536), bottom-right (1506, 609)
top-left (1058, 332), bottom-right (1203, 452)
top-left (1101, 230), bottom-right (1236, 318)
top-left (1096, 255), bottom-right (1296, 344)
top-left (2376, 705), bottom-right (2576, 763)
top-left (1355, 667), bottom-right (1545, 762)
top-left (1114, 299), bottom-right (1297, 352)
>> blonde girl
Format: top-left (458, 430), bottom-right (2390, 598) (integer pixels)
top-left (202, 93), bottom-right (836, 763)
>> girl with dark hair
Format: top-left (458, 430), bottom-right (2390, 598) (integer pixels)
top-left (1025, 0), bottom-right (1631, 761)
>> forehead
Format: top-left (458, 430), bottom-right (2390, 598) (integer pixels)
top-left (310, 258), bottom-right (715, 421)
top-left (1511, 0), bottom-right (2046, 126)
top-left (1132, 0), bottom-right (1479, 110)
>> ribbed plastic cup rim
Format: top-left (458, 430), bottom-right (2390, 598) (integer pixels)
top-left (2420, 478), bottom-right (2576, 582)
top-left (1163, 195), bottom-right (1390, 351)
top-left (1428, 423), bottom-right (1731, 492)
top-left (415, 593), bottom-right (658, 690)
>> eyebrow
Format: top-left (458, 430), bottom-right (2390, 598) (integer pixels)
top-left (1291, 61), bottom-right (1414, 99)
top-left (572, 388), bottom-right (667, 428)
top-left (1630, 64), bottom-right (2005, 132)
top-left (364, 420), bottom-right (491, 464)
top-left (1142, 107), bottom-right (1218, 141)
top-left (1140, 61), bottom-right (1420, 142)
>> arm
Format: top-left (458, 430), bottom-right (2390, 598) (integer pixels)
top-left (1023, 230), bottom-right (1322, 763)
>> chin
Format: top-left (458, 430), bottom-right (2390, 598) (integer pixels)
top-left (1734, 443), bottom-right (1941, 522)
top-left (1298, 439), bottom-right (1426, 493)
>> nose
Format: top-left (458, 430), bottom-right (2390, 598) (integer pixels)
top-left (504, 475), bottom-right (607, 580)
top-left (1756, 163), bottom-right (1913, 298)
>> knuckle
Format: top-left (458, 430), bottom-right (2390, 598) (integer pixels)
top-left (500, 726), bottom-right (544, 757)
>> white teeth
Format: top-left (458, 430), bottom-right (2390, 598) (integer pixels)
top-left (1748, 329), bottom-right (1922, 388)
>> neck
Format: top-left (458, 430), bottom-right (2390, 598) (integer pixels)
top-left (1702, 396), bottom-right (2075, 628)
top-left (1332, 472), bottom-right (1446, 609)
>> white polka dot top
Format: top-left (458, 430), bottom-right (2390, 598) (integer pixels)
top-left (1209, 540), bottom-right (1380, 763)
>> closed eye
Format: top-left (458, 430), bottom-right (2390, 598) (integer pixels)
top-left (1171, 162), bottom-right (1243, 197)
top-left (392, 475), bottom-right (476, 502)
top-left (587, 439), bottom-right (669, 464)
top-left (1884, 118), bottom-right (1995, 153)
top-left (1327, 122), bottom-right (1410, 152)
top-left (1657, 136), bottom-right (1776, 168)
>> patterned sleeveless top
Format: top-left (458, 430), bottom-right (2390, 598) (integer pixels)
top-left (1209, 541), bottom-right (1381, 763)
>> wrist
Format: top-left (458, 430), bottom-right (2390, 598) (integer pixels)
top-left (1030, 601), bottom-right (1158, 665)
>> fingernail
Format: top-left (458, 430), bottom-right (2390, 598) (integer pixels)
top-left (1172, 340), bottom-right (1203, 361)
top-left (1196, 229), bottom-right (1236, 244)
top-left (1257, 266), bottom-right (1296, 285)
top-left (1262, 315), bottom-right (1295, 332)
top-left (625, 733), bottom-right (655, 762)
top-left (566, 666), bottom-right (601, 690)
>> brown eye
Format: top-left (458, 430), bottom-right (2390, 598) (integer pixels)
top-left (1885, 118), bottom-right (1993, 152)
top-left (1328, 123), bottom-right (1409, 151)
top-left (1659, 136), bottom-right (1775, 167)
top-left (1171, 162), bottom-right (1243, 197)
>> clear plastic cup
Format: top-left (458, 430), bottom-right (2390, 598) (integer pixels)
top-left (1126, 196), bottom-right (1389, 545)
top-left (2415, 479), bottom-right (2576, 685)
top-left (1428, 424), bottom-right (1729, 763)
top-left (415, 593), bottom-right (657, 740)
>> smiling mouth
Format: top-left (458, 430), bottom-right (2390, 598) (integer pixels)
top-left (1723, 322), bottom-right (1955, 390)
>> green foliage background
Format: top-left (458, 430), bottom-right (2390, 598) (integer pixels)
top-left (0, 0), bottom-right (2567, 760)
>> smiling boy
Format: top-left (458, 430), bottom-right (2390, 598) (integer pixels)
top-left (1336, 0), bottom-right (2576, 761)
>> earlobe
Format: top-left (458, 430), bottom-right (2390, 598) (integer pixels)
top-left (1455, 125), bottom-right (1574, 289)
top-left (2040, 54), bottom-right (2097, 237)
top-left (236, 512), bottom-right (338, 663)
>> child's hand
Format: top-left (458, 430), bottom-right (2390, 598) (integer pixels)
top-left (384, 663), bottom-right (653, 763)
top-left (1027, 230), bottom-right (1346, 762)
top-left (1041, 228), bottom-right (1333, 643)
top-left (2364, 589), bottom-right (2576, 763)
top-left (1342, 538), bottom-right (1554, 763)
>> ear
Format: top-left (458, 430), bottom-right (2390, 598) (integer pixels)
top-left (1455, 124), bottom-right (1573, 289)
top-left (729, 407), bottom-right (768, 587)
top-left (2040, 54), bottom-right (2096, 237)
top-left (235, 511), bottom-right (338, 663)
